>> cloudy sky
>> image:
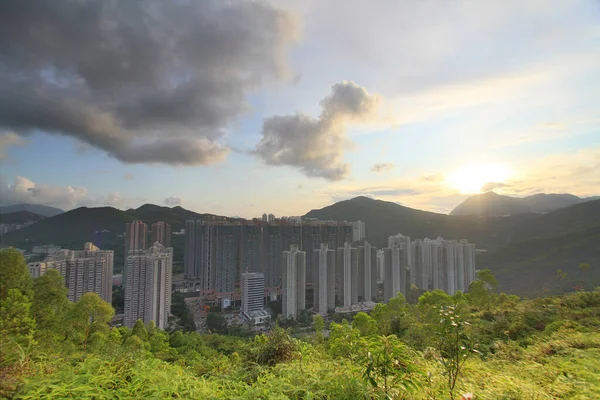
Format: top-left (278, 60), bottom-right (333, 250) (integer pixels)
top-left (1, 0), bottom-right (599, 217)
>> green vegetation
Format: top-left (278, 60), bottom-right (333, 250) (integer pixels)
top-left (0, 211), bottom-right (45, 225)
top-left (2, 249), bottom-right (599, 398)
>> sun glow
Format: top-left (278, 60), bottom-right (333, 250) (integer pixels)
top-left (446, 163), bottom-right (511, 194)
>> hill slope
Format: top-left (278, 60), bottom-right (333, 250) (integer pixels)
top-left (0, 205), bottom-right (225, 271)
top-left (305, 196), bottom-right (600, 294)
top-left (450, 191), bottom-right (598, 216)
top-left (0, 211), bottom-right (45, 225)
top-left (0, 203), bottom-right (64, 217)
top-left (304, 196), bottom-right (537, 250)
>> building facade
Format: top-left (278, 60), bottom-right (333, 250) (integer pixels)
top-left (36, 243), bottom-right (114, 303)
top-left (151, 221), bottom-right (172, 248)
top-left (241, 272), bottom-right (265, 315)
top-left (281, 245), bottom-right (306, 319)
top-left (124, 242), bottom-right (173, 329)
top-left (313, 243), bottom-right (335, 315)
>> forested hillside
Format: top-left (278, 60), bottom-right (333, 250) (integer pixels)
top-left (2, 248), bottom-right (599, 399)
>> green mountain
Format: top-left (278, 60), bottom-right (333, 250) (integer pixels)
top-left (304, 196), bottom-right (537, 251)
top-left (305, 196), bottom-right (600, 295)
top-left (450, 191), bottom-right (598, 217)
top-left (0, 203), bottom-right (64, 217)
top-left (0, 211), bottom-right (45, 225)
top-left (0, 204), bottom-right (225, 272)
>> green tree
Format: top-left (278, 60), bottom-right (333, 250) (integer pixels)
top-left (170, 292), bottom-right (196, 332)
top-left (132, 319), bottom-right (149, 341)
top-left (313, 313), bottom-right (325, 344)
top-left (477, 269), bottom-right (498, 292)
top-left (246, 325), bottom-right (298, 366)
top-left (32, 269), bottom-right (69, 339)
top-left (0, 249), bottom-right (32, 300)
top-left (352, 312), bottom-right (378, 336)
top-left (418, 289), bottom-right (453, 307)
top-left (362, 335), bottom-right (420, 398)
top-left (0, 288), bottom-right (36, 347)
top-left (67, 293), bottom-right (114, 350)
top-left (206, 312), bottom-right (227, 334)
top-left (435, 305), bottom-right (480, 400)
top-left (328, 320), bottom-right (366, 360)
top-left (371, 303), bottom-right (391, 335)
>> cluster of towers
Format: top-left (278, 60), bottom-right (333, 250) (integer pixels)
top-left (282, 233), bottom-right (477, 318)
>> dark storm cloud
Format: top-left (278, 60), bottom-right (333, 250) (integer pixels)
top-left (0, 0), bottom-right (296, 165)
top-left (255, 81), bottom-right (379, 180)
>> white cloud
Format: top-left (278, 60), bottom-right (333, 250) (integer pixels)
top-left (371, 162), bottom-right (394, 173)
top-left (164, 196), bottom-right (183, 206)
top-left (0, 175), bottom-right (145, 210)
top-left (0, 132), bottom-right (27, 159)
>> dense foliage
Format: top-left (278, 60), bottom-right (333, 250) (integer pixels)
top-left (1, 248), bottom-right (599, 399)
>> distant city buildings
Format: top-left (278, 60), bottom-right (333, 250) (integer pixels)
top-left (282, 245), bottom-right (306, 319)
top-left (358, 241), bottom-right (378, 302)
top-left (125, 221), bottom-right (148, 254)
top-left (0, 222), bottom-right (35, 236)
top-left (28, 243), bottom-right (114, 303)
top-left (379, 234), bottom-right (477, 300)
top-left (336, 242), bottom-right (356, 308)
top-left (183, 219), bottom-right (354, 299)
top-left (352, 220), bottom-right (366, 242)
top-left (151, 221), bottom-right (172, 248)
top-left (241, 272), bottom-right (265, 316)
top-left (28, 261), bottom-right (47, 278)
top-left (31, 245), bottom-right (61, 256)
top-left (124, 221), bottom-right (148, 285)
top-left (313, 243), bottom-right (335, 315)
top-left (124, 242), bottom-right (173, 329)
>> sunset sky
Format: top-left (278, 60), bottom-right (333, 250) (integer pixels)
top-left (1, 0), bottom-right (599, 217)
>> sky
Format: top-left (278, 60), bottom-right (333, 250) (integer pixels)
top-left (0, 0), bottom-right (599, 218)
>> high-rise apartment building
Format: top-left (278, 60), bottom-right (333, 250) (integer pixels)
top-left (39, 243), bottom-right (114, 303)
top-left (27, 261), bottom-right (47, 278)
top-left (388, 233), bottom-right (412, 282)
top-left (403, 236), bottom-right (476, 296)
top-left (281, 245), bottom-right (306, 319)
top-left (382, 242), bottom-right (407, 302)
top-left (377, 249), bottom-right (385, 283)
top-left (184, 221), bottom-right (241, 293)
top-left (241, 224), bottom-right (262, 274)
top-left (126, 221), bottom-right (147, 253)
top-left (336, 242), bottom-right (357, 308)
top-left (268, 213), bottom-right (275, 222)
top-left (241, 272), bottom-right (265, 315)
top-left (352, 220), bottom-right (366, 242)
top-left (125, 221), bottom-right (147, 285)
top-left (183, 219), bottom-right (353, 298)
top-left (313, 243), bottom-right (335, 315)
top-left (124, 242), bottom-right (173, 329)
top-left (358, 241), bottom-right (378, 302)
top-left (151, 221), bottom-right (172, 248)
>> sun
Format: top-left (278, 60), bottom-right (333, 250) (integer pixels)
top-left (446, 163), bottom-right (511, 194)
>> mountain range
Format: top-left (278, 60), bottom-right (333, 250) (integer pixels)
top-left (1, 196), bottom-right (598, 296)
top-left (0, 211), bottom-right (46, 225)
top-left (450, 191), bottom-right (600, 217)
top-left (0, 203), bottom-right (64, 217)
